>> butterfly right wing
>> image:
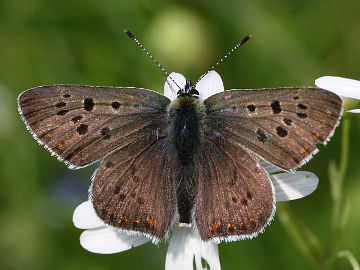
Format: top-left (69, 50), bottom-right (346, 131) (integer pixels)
top-left (18, 85), bottom-right (170, 169)
top-left (203, 87), bottom-right (342, 170)
top-left (91, 133), bottom-right (175, 241)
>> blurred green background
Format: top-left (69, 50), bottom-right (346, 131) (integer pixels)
top-left (1, 0), bottom-right (360, 269)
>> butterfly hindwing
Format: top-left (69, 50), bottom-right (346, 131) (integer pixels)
top-left (91, 134), bottom-right (175, 241)
top-left (18, 85), bottom-right (170, 168)
top-left (204, 87), bottom-right (342, 170)
top-left (194, 134), bottom-right (275, 242)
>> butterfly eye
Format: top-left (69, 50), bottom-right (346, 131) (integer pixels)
top-left (190, 88), bottom-right (199, 95)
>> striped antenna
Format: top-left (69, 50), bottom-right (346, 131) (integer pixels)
top-left (196, 34), bottom-right (252, 85)
top-left (124, 29), bottom-right (181, 90)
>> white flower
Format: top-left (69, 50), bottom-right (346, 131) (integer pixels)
top-left (315, 76), bottom-right (360, 113)
top-left (73, 71), bottom-right (320, 269)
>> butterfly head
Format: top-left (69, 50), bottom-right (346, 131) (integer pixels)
top-left (177, 80), bottom-right (199, 97)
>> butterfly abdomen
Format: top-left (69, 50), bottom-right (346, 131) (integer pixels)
top-left (169, 95), bottom-right (203, 223)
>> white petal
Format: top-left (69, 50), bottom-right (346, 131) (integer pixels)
top-left (315, 76), bottom-right (360, 99)
top-left (165, 226), bottom-right (221, 270)
top-left (164, 72), bottom-right (187, 101)
top-left (196, 70), bottom-right (225, 100)
top-left (347, 109), bottom-right (360, 113)
top-left (80, 227), bottom-right (150, 254)
top-left (73, 201), bottom-right (105, 229)
top-left (271, 171), bottom-right (319, 202)
top-left (257, 157), bottom-right (284, 174)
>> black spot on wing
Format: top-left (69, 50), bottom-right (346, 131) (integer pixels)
top-left (297, 113), bottom-right (307, 118)
top-left (57, 110), bottom-right (69, 115)
top-left (271, 100), bottom-right (282, 114)
top-left (283, 118), bottom-right (292, 126)
top-left (84, 98), bottom-right (94, 112)
top-left (242, 198), bottom-right (248, 205)
top-left (276, 126), bottom-right (288, 137)
top-left (256, 129), bottom-right (268, 143)
top-left (56, 102), bottom-right (66, 108)
top-left (71, 115), bottom-right (83, 123)
top-left (100, 127), bottom-right (111, 140)
top-left (112, 101), bottom-right (121, 109)
top-left (77, 124), bottom-right (88, 135)
top-left (297, 104), bottom-right (307, 110)
top-left (247, 104), bottom-right (256, 112)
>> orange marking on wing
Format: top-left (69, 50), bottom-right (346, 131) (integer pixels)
top-left (57, 143), bottom-right (64, 150)
top-left (227, 223), bottom-right (234, 229)
top-left (146, 217), bottom-right (153, 226)
top-left (301, 144), bottom-right (310, 153)
top-left (215, 220), bottom-right (222, 229)
top-left (133, 218), bottom-right (140, 224)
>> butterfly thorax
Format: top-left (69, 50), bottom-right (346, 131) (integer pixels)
top-left (169, 95), bottom-right (202, 161)
top-left (168, 95), bottom-right (204, 223)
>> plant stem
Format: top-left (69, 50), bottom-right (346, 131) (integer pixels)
top-left (277, 204), bottom-right (322, 270)
top-left (326, 117), bottom-right (350, 259)
top-left (337, 250), bottom-right (360, 270)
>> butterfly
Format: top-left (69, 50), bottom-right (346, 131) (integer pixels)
top-left (17, 30), bottom-right (342, 244)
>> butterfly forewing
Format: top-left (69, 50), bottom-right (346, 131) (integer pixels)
top-left (194, 135), bottom-right (275, 241)
top-left (91, 134), bottom-right (175, 240)
top-left (18, 85), bottom-right (170, 168)
top-left (204, 87), bottom-right (342, 170)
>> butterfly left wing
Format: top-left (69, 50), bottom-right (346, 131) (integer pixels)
top-left (91, 133), bottom-right (175, 242)
top-left (194, 134), bottom-right (275, 242)
top-left (204, 87), bottom-right (342, 170)
top-left (18, 85), bottom-right (170, 168)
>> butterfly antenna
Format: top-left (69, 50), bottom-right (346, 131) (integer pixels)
top-left (124, 29), bottom-right (181, 90)
top-left (195, 34), bottom-right (252, 85)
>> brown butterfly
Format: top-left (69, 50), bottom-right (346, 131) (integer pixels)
top-left (18, 30), bottom-right (342, 245)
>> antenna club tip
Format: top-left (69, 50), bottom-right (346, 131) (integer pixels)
top-left (248, 34), bottom-right (253, 38)
top-left (124, 29), bottom-right (135, 39)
